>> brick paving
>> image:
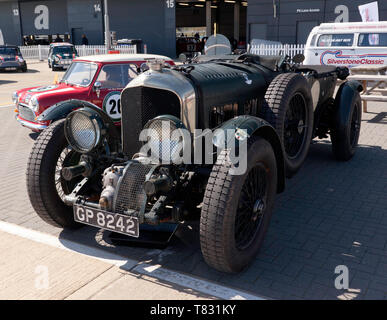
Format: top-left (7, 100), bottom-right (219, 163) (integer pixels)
top-left (0, 63), bottom-right (386, 299)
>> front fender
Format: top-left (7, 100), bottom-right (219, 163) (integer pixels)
top-left (334, 80), bottom-right (362, 127)
top-left (214, 115), bottom-right (285, 193)
top-left (37, 99), bottom-right (120, 140)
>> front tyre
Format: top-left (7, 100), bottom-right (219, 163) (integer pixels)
top-left (331, 92), bottom-right (362, 161)
top-left (26, 119), bottom-right (81, 228)
top-left (200, 136), bottom-right (278, 273)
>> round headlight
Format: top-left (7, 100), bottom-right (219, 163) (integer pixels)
top-left (12, 92), bottom-right (18, 104)
top-left (143, 115), bottom-right (189, 164)
top-left (65, 110), bottom-right (103, 153)
top-left (29, 96), bottom-right (39, 111)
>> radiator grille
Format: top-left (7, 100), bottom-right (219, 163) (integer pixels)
top-left (120, 87), bottom-right (181, 156)
top-left (113, 161), bottom-right (154, 216)
top-left (18, 104), bottom-right (35, 122)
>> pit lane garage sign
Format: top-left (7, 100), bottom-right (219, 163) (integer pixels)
top-left (103, 91), bottom-right (121, 122)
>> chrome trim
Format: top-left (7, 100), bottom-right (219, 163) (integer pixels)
top-left (123, 68), bottom-right (196, 132)
top-left (16, 115), bottom-right (48, 131)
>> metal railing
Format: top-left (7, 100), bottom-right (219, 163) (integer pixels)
top-left (19, 44), bottom-right (137, 60)
top-left (249, 44), bottom-right (305, 57)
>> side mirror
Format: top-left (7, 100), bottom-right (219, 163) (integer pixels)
top-left (94, 81), bottom-right (102, 98)
top-left (178, 53), bottom-right (187, 63)
top-left (94, 81), bottom-right (102, 90)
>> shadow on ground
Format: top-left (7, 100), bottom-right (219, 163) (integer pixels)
top-left (0, 80), bottom-right (17, 85)
top-left (58, 141), bottom-right (387, 300)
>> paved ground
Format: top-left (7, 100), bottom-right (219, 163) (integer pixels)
top-left (0, 61), bottom-right (386, 300)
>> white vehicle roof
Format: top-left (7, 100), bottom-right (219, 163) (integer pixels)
top-left (313, 21), bottom-right (387, 33)
top-left (74, 53), bottom-right (172, 63)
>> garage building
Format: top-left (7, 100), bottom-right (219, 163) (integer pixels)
top-left (0, 0), bottom-right (386, 58)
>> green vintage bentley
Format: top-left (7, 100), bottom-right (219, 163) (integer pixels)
top-left (26, 54), bottom-right (362, 272)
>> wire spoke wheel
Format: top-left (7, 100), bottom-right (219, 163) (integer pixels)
top-left (54, 146), bottom-right (81, 203)
top-left (283, 92), bottom-right (307, 159)
top-left (235, 164), bottom-right (268, 250)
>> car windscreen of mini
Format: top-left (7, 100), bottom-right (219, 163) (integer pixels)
top-left (53, 46), bottom-right (77, 55)
top-left (61, 62), bottom-right (98, 87)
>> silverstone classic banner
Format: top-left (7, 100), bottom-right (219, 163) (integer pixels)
top-left (320, 50), bottom-right (387, 66)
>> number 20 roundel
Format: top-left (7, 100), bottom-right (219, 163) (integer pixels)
top-left (102, 91), bottom-right (121, 122)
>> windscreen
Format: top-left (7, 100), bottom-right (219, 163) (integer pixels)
top-left (61, 62), bottom-right (98, 87)
top-left (53, 46), bottom-right (77, 54)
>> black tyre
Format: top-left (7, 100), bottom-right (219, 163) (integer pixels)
top-left (21, 66), bottom-right (27, 73)
top-left (331, 92), bottom-right (362, 161)
top-left (200, 136), bottom-right (277, 273)
top-left (26, 119), bottom-right (81, 228)
top-left (262, 73), bottom-right (313, 177)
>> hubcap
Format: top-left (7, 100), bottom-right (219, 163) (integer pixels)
top-left (252, 199), bottom-right (265, 221)
top-left (284, 92), bottom-right (308, 159)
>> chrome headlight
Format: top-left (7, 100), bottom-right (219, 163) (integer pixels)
top-left (18, 57), bottom-right (24, 63)
top-left (29, 96), bottom-right (39, 112)
top-left (65, 110), bottom-right (104, 153)
top-left (12, 92), bottom-right (18, 104)
top-left (54, 56), bottom-right (60, 62)
top-left (143, 115), bottom-right (189, 164)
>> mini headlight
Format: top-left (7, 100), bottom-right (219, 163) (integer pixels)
top-left (143, 115), bottom-right (189, 164)
top-left (65, 110), bottom-right (104, 153)
top-left (29, 96), bottom-right (39, 111)
top-left (12, 92), bottom-right (18, 104)
top-left (18, 57), bottom-right (24, 63)
top-left (55, 56), bottom-right (60, 62)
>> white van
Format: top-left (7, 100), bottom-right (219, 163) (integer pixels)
top-left (304, 21), bottom-right (387, 67)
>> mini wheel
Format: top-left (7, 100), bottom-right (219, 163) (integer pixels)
top-left (262, 73), bottom-right (314, 177)
top-left (200, 136), bottom-right (278, 273)
top-left (331, 91), bottom-right (362, 161)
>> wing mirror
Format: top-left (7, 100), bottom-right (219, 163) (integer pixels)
top-left (94, 81), bottom-right (102, 90)
top-left (94, 81), bottom-right (102, 98)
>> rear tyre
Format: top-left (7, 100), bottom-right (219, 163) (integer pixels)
top-left (262, 73), bottom-right (314, 177)
top-left (200, 136), bottom-right (277, 273)
top-left (26, 119), bottom-right (81, 228)
top-left (331, 92), bottom-right (362, 161)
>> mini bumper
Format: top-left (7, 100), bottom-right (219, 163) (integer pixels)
top-left (15, 114), bottom-right (48, 131)
top-left (0, 62), bottom-right (23, 69)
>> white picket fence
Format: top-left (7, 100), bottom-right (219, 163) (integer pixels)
top-left (19, 44), bottom-right (137, 60)
top-left (249, 44), bottom-right (305, 57)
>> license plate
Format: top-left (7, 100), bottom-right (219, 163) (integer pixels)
top-left (5, 67), bottom-right (16, 71)
top-left (73, 205), bottom-right (139, 237)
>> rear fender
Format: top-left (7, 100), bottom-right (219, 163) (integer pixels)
top-left (214, 115), bottom-right (285, 193)
top-left (334, 80), bottom-right (362, 127)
